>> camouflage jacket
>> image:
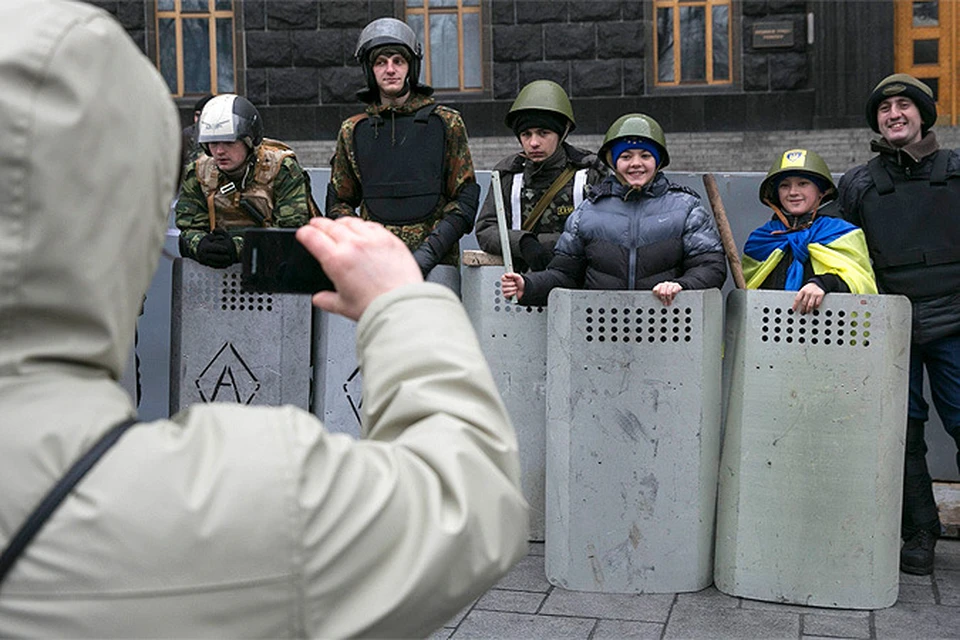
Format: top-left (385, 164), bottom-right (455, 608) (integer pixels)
top-left (475, 142), bottom-right (607, 268)
top-left (176, 142), bottom-right (310, 259)
top-left (327, 92), bottom-right (477, 263)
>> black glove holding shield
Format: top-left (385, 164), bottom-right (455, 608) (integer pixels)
top-left (195, 228), bottom-right (239, 268)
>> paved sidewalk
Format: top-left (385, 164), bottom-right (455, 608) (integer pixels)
top-left (434, 538), bottom-right (960, 639)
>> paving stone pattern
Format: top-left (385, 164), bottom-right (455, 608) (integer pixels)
top-left (430, 539), bottom-right (960, 639)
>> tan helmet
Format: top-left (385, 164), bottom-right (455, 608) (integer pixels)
top-left (758, 149), bottom-right (836, 207)
top-left (598, 113), bottom-right (669, 169)
top-left (505, 80), bottom-right (576, 132)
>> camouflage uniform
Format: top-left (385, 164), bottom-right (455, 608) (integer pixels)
top-left (327, 92), bottom-right (477, 265)
top-left (475, 142), bottom-right (606, 271)
top-left (176, 141), bottom-right (310, 259)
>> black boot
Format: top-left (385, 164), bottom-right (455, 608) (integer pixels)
top-left (901, 528), bottom-right (938, 575)
top-left (901, 418), bottom-right (940, 575)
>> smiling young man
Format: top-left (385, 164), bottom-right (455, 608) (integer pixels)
top-left (327, 17), bottom-right (480, 280)
top-left (838, 73), bottom-right (960, 576)
top-left (176, 94), bottom-right (312, 268)
top-left (474, 80), bottom-right (606, 272)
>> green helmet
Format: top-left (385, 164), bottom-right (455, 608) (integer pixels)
top-left (758, 149), bottom-right (836, 207)
top-left (599, 113), bottom-right (669, 169)
top-left (505, 80), bottom-right (575, 132)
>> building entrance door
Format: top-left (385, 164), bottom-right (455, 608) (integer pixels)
top-left (896, 0), bottom-right (958, 125)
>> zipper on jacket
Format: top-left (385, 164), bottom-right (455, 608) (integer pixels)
top-left (627, 203), bottom-right (638, 290)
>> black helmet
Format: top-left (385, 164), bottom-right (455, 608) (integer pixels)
top-left (354, 17), bottom-right (432, 103)
top-left (197, 94), bottom-right (263, 154)
top-left (865, 73), bottom-right (937, 134)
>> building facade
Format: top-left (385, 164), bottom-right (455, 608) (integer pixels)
top-left (92, 1), bottom-right (958, 142)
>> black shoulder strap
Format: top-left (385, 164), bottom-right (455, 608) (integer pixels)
top-left (0, 417), bottom-right (139, 590)
top-left (414, 103), bottom-right (439, 124)
top-left (930, 149), bottom-right (949, 185)
top-left (867, 156), bottom-right (896, 195)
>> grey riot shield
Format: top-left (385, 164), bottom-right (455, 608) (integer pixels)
top-left (312, 264), bottom-right (460, 437)
top-left (170, 258), bottom-right (311, 413)
top-left (462, 259), bottom-right (548, 540)
top-left (715, 290), bottom-right (911, 609)
top-left (545, 288), bottom-right (723, 593)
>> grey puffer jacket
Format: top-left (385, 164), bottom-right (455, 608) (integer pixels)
top-left (518, 173), bottom-right (727, 306)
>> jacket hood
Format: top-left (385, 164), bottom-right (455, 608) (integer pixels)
top-left (364, 91), bottom-right (435, 116)
top-left (0, 0), bottom-right (180, 381)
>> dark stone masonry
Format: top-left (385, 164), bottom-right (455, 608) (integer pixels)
top-left (84, 0), bottom-right (895, 140)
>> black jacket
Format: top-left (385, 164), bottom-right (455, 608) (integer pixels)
top-left (838, 132), bottom-right (960, 344)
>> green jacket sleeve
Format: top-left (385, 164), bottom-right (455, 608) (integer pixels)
top-left (174, 162), bottom-right (209, 259)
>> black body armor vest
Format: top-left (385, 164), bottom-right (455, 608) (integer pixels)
top-left (860, 151), bottom-right (960, 298)
top-left (354, 104), bottom-right (445, 225)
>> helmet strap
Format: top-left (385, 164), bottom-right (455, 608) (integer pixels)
top-left (764, 194), bottom-right (822, 234)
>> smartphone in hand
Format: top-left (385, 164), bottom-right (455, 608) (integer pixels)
top-left (241, 228), bottom-right (335, 294)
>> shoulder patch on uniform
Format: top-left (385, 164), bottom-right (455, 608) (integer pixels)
top-left (433, 104), bottom-right (461, 117)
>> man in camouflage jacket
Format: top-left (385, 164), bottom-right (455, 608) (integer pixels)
top-left (327, 18), bottom-right (480, 276)
top-left (176, 94), bottom-right (310, 268)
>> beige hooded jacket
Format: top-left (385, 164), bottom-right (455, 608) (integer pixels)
top-left (0, 2), bottom-right (528, 637)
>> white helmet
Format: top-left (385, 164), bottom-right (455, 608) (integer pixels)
top-left (197, 94), bottom-right (263, 154)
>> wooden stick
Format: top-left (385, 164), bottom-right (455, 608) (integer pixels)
top-left (490, 170), bottom-right (517, 302)
top-left (702, 173), bottom-right (746, 289)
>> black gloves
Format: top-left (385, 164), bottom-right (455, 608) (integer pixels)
top-left (412, 242), bottom-right (439, 277)
top-left (519, 235), bottom-right (553, 272)
top-left (412, 183), bottom-right (480, 276)
top-left (195, 228), bottom-right (239, 268)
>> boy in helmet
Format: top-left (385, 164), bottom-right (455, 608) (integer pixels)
top-left (327, 17), bottom-right (480, 278)
top-left (743, 148), bottom-right (876, 314)
top-left (501, 113), bottom-right (725, 306)
top-left (176, 93), bottom-right (312, 268)
top-left (474, 80), bottom-right (607, 272)
top-left (838, 73), bottom-right (960, 575)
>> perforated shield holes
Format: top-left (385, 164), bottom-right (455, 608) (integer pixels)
top-left (759, 305), bottom-right (873, 348)
top-left (583, 305), bottom-right (695, 344)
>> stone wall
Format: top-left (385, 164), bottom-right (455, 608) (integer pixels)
top-left (288, 126), bottom-right (960, 173)
top-left (84, 0), bottom-right (149, 54)
top-left (491, 1), bottom-right (645, 100)
top-left (83, 0), bottom-right (885, 139)
top-left (242, 0), bottom-right (389, 107)
top-left (741, 0), bottom-right (809, 92)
